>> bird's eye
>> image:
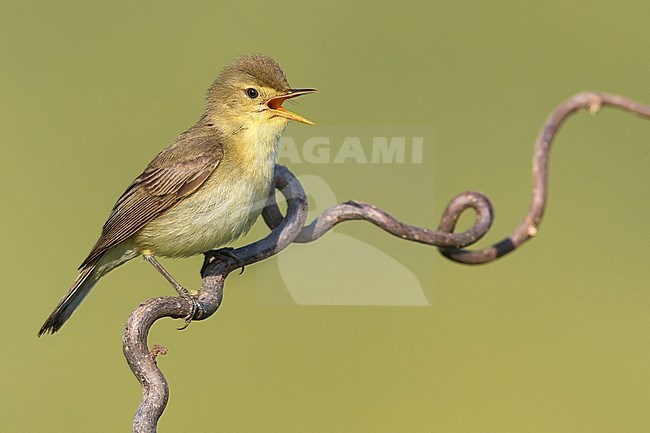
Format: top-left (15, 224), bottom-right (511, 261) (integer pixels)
top-left (245, 87), bottom-right (259, 99)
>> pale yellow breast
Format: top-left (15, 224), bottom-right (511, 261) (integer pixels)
top-left (134, 126), bottom-right (281, 258)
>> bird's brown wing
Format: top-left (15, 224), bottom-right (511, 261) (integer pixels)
top-left (79, 133), bottom-right (224, 269)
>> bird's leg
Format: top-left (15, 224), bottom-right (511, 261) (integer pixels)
top-left (144, 254), bottom-right (201, 330)
top-left (202, 247), bottom-right (245, 276)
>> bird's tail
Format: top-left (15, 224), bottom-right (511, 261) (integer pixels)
top-left (38, 265), bottom-right (100, 336)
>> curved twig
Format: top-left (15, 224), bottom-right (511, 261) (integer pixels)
top-left (123, 92), bottom-right (650, 432)
top-left (437, 92), bottom-right (650, 263)
top-left (265, 91), bottom-right (650, 263)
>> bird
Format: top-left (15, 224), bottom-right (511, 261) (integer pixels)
top-left (39, 54), bottom-right (316, 336)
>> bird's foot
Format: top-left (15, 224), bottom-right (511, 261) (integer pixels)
top-left (174, 284), bottom-right (202, 330)
top-left (202, 247), bottom-right (245, 276)
top-left (143, 254), bottom-right (202, 330)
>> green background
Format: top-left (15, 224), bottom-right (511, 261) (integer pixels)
top-left (2, 1), bottom-right (649, 432)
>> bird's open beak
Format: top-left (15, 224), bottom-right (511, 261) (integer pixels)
top-left (265, 88), bottom-right (317, 125)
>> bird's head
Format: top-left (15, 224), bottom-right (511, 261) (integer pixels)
top-left (206, 55), bottom-right (316, 135)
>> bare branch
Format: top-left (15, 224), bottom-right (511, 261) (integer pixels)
top-left (123, 92), bottom-right (650, 432)
top-left (266, 92), bottom-right (650, 264)
top-left (437, 92), bottom-right (650, 263)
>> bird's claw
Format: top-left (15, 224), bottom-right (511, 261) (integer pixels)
top-left (175, 286), bottom-right (202, 331)
top-left (202, 247), bottom-right (245, 275)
